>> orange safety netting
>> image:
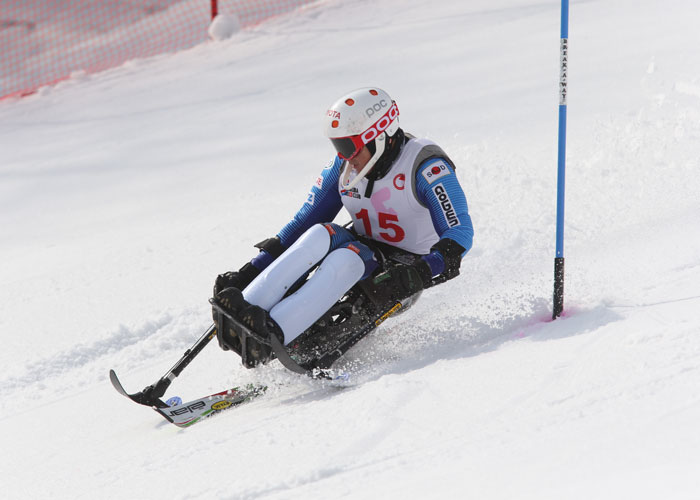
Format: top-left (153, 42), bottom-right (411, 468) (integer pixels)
top-left (0, 0), bottom-right (315, 100)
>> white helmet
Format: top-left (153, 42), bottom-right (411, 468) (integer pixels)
top-left (324, 87), bottom-right (400, 190)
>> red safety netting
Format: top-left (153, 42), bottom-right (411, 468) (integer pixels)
top-left (0, 0), bottom-right (315, 100)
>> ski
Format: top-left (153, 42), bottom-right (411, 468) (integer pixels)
top-left (154, 385), bottom-right (267, 428)
top-left (110, 368), bottom-right (266, 427)
top-left (109, 323), bottom-right (270, 427)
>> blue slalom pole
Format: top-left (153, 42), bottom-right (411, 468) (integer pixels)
top-left (553, 0), bottom-right (569, 319)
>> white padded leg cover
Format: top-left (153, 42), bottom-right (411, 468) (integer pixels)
top-left (243, 224), bottom-right (331, 311)
top-left (270, 248), bottom-right (365, 345)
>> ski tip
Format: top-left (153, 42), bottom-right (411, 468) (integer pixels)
top-left (109, 369), bottom-right (129, 397)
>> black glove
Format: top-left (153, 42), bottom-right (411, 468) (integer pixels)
top-left (360, 255), bottom-right (433, 308)
top-left (213, 236), bottom-right (287, 297)
top-left (430, 238), bottom-right (466, 281)
top-left (213, 262), bottom-right (261, 297)
top-left (377, 259), bottom-right (432, 299)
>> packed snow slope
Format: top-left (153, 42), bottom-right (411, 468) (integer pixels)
top-left (2, 0), bottom-right (700, 498)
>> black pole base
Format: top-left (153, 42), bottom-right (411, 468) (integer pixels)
top-left (553, 257), bottom-right (565, 319)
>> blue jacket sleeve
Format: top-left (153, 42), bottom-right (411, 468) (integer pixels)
top-left (277, 156), bottom-right (344, 245)
top-left (414, 158), bottom-right (474, 276)
top-left (250, 156), bottom-right (344, 270)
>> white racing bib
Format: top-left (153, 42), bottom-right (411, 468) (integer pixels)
top-left (339, 138), bottom-right (446, 255)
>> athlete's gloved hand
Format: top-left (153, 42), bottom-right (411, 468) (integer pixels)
top-left (214, 237), bottom-right (287, 297)
top-left (213, 262), bottom-right (261, 297)
top-left (380, 259), bottom-right (433, 298)
top-left (429, 238), bottom-right (466, 281)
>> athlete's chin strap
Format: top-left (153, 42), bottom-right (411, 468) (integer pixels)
top-left (340, 134), bottom-right (386, 193)
top-left (363, 128), bottom-right (406, 198)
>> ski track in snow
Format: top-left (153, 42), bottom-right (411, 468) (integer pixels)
top-left (0, 310), bottom-right (205, 414)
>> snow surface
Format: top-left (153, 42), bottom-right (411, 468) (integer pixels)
top-left (2, 0), bottom-right (700, 498)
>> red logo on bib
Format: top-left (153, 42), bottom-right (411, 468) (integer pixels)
top-left (393, 174), bottom-right (405, 190)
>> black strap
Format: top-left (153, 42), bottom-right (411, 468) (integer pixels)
top-left (254, 236), bottom-right (286, 259)
top-left (364, 177), bottom-right (375, 198)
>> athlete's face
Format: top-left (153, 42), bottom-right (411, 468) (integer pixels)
top-left (348, 146), bottom-right (372, 172)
